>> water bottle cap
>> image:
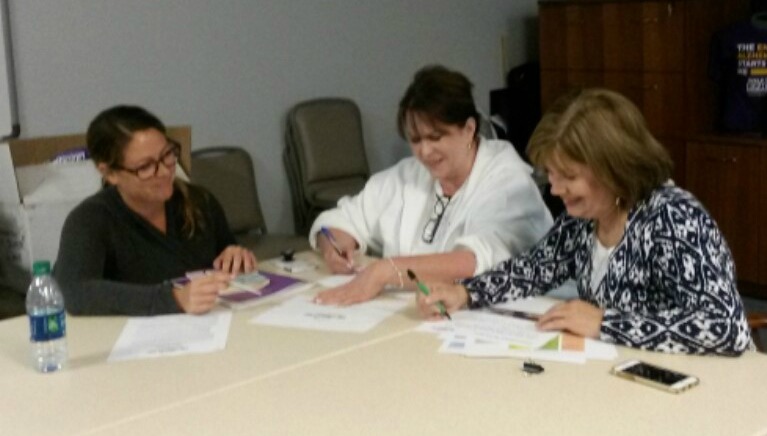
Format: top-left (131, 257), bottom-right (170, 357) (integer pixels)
top-left (32, 261), bottom-right (51, 276)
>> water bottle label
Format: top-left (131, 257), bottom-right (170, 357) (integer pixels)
top-left (29, 311), bottom-right (66, 342)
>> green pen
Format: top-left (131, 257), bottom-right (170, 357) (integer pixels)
top-left (406, 269), bottom-right (451, 320)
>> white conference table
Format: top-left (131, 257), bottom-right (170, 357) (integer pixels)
top-left (1, 252), bottom-right (766, 436)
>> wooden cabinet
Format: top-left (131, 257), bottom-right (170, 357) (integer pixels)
top-left (539, 0), bottom-right (750, 188)
top-left (539, 3), bottom-right (604, 71)
top-left (539, 0), bottom-right (767, 295)
top-left (686, 139), bottom-right (764, 286)
top-left (603, 72), bottom-right (685, 138)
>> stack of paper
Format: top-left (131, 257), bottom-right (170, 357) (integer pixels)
top-left (416, 297), bottom-right (617, 364)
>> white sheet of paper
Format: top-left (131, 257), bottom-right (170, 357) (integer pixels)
top-left (316, 274), bottom-right (355, 288)
top-left (584, 338), bottom-right (619, 360)
top-left (108, 311), bottom-right (232, 362)
top-left (418, 300), bottom-right (618, 363)
top-left (415, 319), bottom-right (455, 335)
top-left (450, 311), bottom-right (559, 349)
top-left (459, 337), bottom-right (616, 364)
top-left (250, 294), bottom-right (408, 333)
top-left (493, 296), bottom-right (559, 315)
top-left (275, 259), bottom-right (317, 273)
top-left (461, 341), bottom-right (588, 364)
top-left (438, 333), bottom-right (473, 354)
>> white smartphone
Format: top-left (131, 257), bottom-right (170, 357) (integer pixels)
top-left (611, 360), bottom-right (699, 394)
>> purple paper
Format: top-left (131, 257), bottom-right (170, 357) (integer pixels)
top-left (219, 271), bottom-right (305, 304)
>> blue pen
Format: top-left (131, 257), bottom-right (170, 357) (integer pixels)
top-left (320, 226), bottom-right (354, 269)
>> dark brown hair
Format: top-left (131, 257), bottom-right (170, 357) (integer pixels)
top-left (397, 65), bottom-right (479, 140)
top-left (86, 105), bottom-right (204, 237)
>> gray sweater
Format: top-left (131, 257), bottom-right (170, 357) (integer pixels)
top-left (54, 184), bottom-right (235, 315)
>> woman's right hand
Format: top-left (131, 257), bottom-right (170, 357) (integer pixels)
top-left (172, 271), bottom-right (232, 314)
top-left (416, 282), bottom-right (469, 320)
top-left (316, 228), bottom-right (358, 274)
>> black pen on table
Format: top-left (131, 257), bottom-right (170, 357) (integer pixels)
top-left (406, 269), bottom-right (451, 321)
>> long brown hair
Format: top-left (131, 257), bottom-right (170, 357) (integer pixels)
top-left (86, 105), bottom-right (204, 237)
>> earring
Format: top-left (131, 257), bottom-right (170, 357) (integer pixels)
top-left (615, 197), bottom-right (622, 208)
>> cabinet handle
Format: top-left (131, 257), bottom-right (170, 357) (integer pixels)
top-left (704, 156), bottom-right (738, 164)
top-left (667, 3), bottom-right (673, 18)
top-left (642, 17), bottom-right (659, 24)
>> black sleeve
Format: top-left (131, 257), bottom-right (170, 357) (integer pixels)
top-left (53, 201), bottom-right (181, 316)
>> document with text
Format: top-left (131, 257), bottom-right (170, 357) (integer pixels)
top-left (416, 303), bottom-right (618, 364)
top-left (108, 311), bottom-right (232, 362)
top-left (250, 294), bottom-right (408, 333)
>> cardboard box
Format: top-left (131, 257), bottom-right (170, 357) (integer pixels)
top-left (0, 126), bottom-right (191, 293)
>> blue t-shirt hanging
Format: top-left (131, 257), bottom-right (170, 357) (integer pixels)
top-left (709, 16), bottom-right (767, 133)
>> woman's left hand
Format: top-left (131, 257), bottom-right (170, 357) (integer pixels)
top-left (536, 300), bottom-right (604, 339)
top-left (214, 245), bottom-right (258, 274)
top-left (313, 260), bottom-right (391, 306)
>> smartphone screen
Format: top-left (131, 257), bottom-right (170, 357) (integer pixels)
top-left (622, 361), bottom-right (688, 386)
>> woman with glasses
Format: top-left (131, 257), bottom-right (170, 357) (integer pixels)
top-left (416, 88), bottom-right (751, 355)
top-left (311, 65), bottom-right (552, 306)
top-left (54, 105), bottom-right (257, 316)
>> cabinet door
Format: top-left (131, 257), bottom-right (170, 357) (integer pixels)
top-left (540, 70), bottom-right (604, 111)
top-left (539, 3), bottom-right (603, 71)
top-left (686, 142), bottom-right (761, 284)
top-left (602, 2), bottom-right (643, 71)
top-left (602, 1), bottom-right (684, 72)
top-left (639, 73), bottom-right (685, 139)
top-left (642, 1), bottom-right (685, 72)
top-left (662, 138), bottom-right (686, 188)
top-left (603, 72), bottom-right (684, 139)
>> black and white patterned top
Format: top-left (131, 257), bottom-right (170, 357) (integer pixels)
top-left (462, 185), bottom-right (752, 355)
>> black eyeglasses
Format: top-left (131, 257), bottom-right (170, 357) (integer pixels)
top-left (422, 194), bottom-right (451, 244)
top-left (114, 140), bottom-right (181, 180)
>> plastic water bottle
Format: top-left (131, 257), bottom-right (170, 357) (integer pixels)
top-left (26, 260), bottom-right (67, 373)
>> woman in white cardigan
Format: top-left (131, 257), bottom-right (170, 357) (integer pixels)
top-left (312, 65), bottom-right (552, 307)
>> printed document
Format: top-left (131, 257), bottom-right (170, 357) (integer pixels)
top-left (251, 294), bottom-right (408, 333)
top-left (108, 311), bottom-right (232, 362)
top-left (415, 297), bottom-right (618, 363)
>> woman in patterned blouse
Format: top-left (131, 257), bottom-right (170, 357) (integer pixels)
top-left (417, 88), bottom-right (752, 355)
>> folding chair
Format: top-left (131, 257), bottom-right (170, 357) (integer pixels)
top-left (284, 98), bottom-right (370, 235)
top-left (192, 146), bottom-right (309, 260)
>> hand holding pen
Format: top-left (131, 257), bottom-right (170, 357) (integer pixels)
top-left (407, 269), bottom-right (452, 321)
top-left (318, 226), bottom-right (357, 273)
top-left (171, 271), bottom-right (232, 315)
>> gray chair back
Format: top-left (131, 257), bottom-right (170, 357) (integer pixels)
top-left (285, 98), bottom-right (370, 234)
top-left (191, 146), bottom-right (267, 235)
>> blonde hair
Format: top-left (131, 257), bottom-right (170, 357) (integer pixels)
top-left (528, 88), bottom-right (672, 209)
